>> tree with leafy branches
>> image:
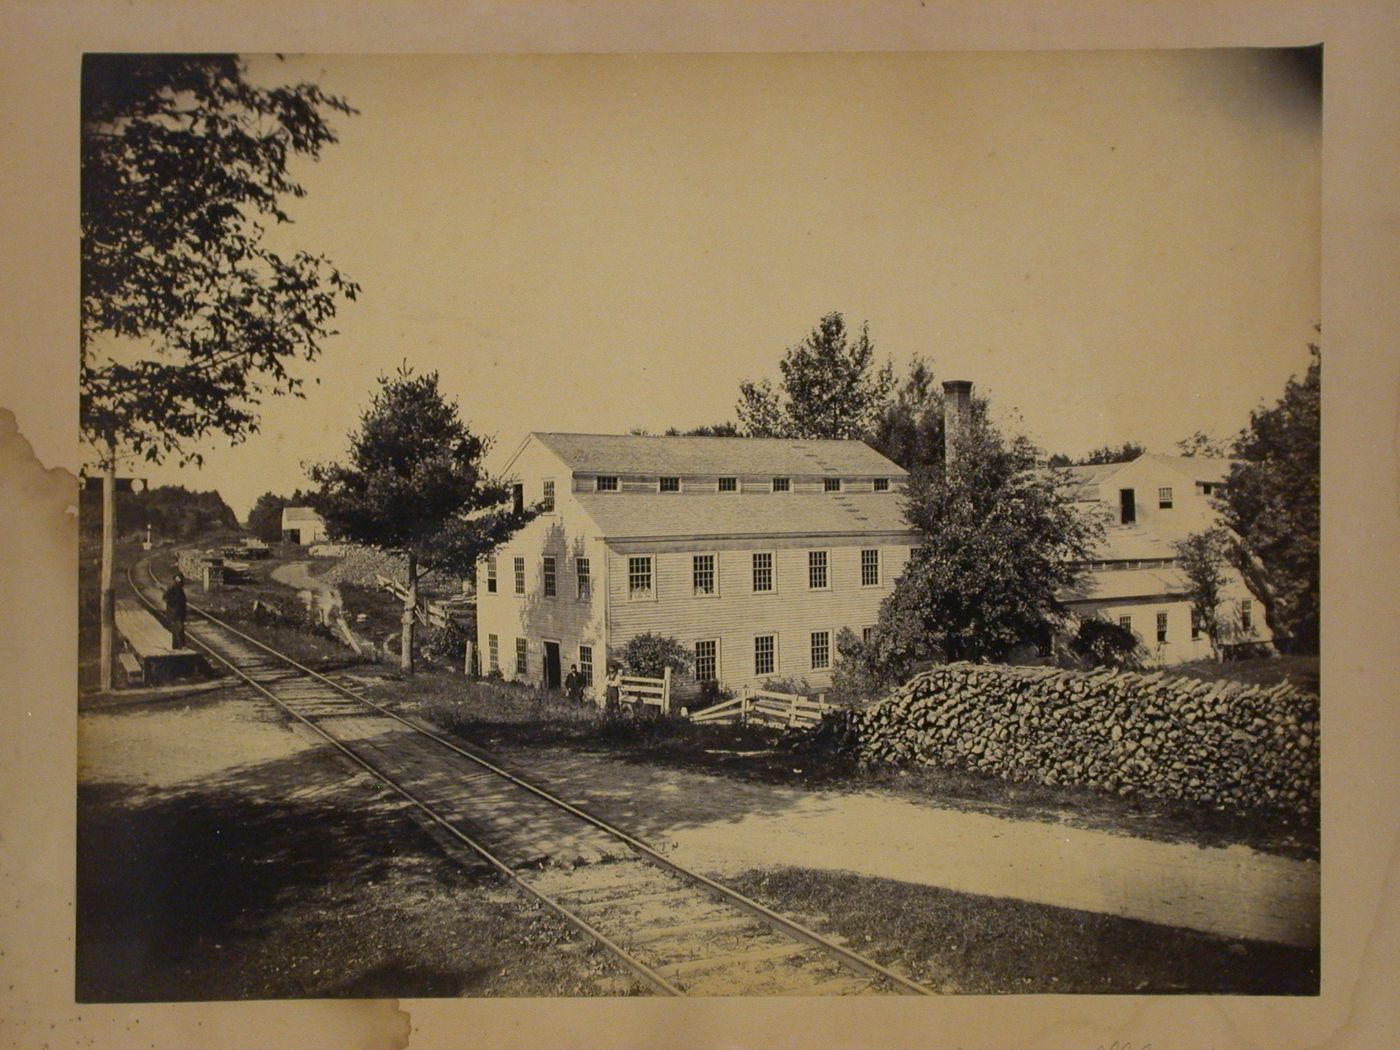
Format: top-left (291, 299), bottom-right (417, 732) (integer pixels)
top-left (867, 355), bottom-right (989, 475)
top-left (736, 312), bottom-right (895, 440)
top-left (81, 53), bottom-right (357, 688)
top-left (860, 414), bottom-right (1100, 679)
top-left (308, 366), bottom-right (536, 674)
top-left (82, 53), bottom-right (359, 463)
top-left (1174, 527), bottom-right (1233, 660)
top-left (1219, 344), bottom-right (1320, 653)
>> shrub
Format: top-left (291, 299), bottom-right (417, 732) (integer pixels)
top-left (756, 674), bottom-right (813, 697)
top-left (827, 627), bottom-right (892, 706)
top-left (1070, 617), bottom-right (1142, 669)
top-left (618, 632), bottom-right (692, 679)
top-left (422, 619), bottom-right (468, 665)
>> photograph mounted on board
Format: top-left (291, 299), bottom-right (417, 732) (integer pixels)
top-left (76, 48), bottom-right (1320, 1002)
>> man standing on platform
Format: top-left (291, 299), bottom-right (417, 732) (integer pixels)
top-left (163, 571), bottom-right (188, 649)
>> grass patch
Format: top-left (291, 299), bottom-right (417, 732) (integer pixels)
top-left (726, 867), bottom-right (1318, 995)
top-left (374, 668), bottom-right (1317, 861)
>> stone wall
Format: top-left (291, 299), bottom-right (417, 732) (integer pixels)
top-left (820, 663), bottom-right (1318, 817)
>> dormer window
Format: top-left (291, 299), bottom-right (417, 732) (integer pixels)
top-left (824, 478), bottom-right (842, 493)
top-left (659, 476), bottom-right (681, 493)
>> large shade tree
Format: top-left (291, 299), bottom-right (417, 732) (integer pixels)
top-left (1219, 344), bottom-right (1321, 653)
top-left (82, 53), bottom-right (359, 462)
top-left (81, 53), bottom-right (357, 688)
top-left (858, 415), bottom-right (1099, 681)
top-left (308, 366), bottom-right (536, 673)
top-left (736, 312), bottom-right (895, 440)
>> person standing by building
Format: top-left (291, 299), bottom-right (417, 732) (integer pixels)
top-left (163, 571), bottom-right (188, 649)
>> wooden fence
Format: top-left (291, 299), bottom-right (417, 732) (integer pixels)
top-left (686, 686), bottom-right (835, 729)
top-left (374, 573), bottom-right (472, 630)
top-left (605, 668), bottom-right (673, 715)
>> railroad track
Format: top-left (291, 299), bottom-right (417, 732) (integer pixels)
top-left (128, 554), bottom-right (934, 997)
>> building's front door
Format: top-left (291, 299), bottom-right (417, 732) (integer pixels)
top-left (542, 641), bottom-right (561, 690)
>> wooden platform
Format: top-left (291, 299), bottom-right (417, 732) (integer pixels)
top-left (114, 599), bottom-right (203, 685)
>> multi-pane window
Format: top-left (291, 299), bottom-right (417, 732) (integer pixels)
top-left (1241, 600), bottom-right (1254, 632)
top-left (486, 555), bottom-right (497, 593)
top-left (810, 630), bottom-right (830, 670)
top-left (512, 483), bottom-right (524, 515)
top-left (694, 640), bottom-right (718, 682)
top-left (692, 554), bottom-right (716, 596)
top-left (752, 552), bottom-right (774, 592)
top-left (808, 550), bottom-right (828, 590)
top-left (862, 626), bottom-right (875, 645)
top-left (576, 557), bottom-right (591, 600)
top-left (628, 556), bottom-right (653, 599)
top-left (488, 634), bottom-right (499, 672)
top-left (659, 476), bottom-right (680, 492)
top-left (542, 480), bottom-right (555, 512)
top-left (1158, 486), bottom-right (1173, 509)
top-left (874, 478), bottom-right (890, 492)
top-left (1191, 609), bottom-right (1203, 640)
top-left (772, 477), bottom-right (790, 492)
top-left (754, 634), bottom-right (776, 676)
top-left (515, 637), bottom-right (527, 675)
top-left (596, 475), bottom-right (618, 492)
top-left (824, 477), bottom-right (842, 492)
top-left (1156, 611), bottom-right (1169, 643)
top-left (513, 556), bottom-right (525, 594)
top-left (861, 548), bottom-right (880, 587)
top-left (718, 477), bottom-right (737, 492)
top-left (542, 556), bottom-right (556, 597)
top-left (1118, 615), bottom-right (1133, 633)
top-left (579, 645), bottom-right (593, 687)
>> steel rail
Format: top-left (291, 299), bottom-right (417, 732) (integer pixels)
top-left (132, 554), bottom-right (934, 996)
top-left (126, 556), bottom-right (683, 995)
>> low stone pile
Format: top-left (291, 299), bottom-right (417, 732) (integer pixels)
top-left (316, 545), bottom-right (409, 587)
top-left (820, 663), bottom-right (1318, 818)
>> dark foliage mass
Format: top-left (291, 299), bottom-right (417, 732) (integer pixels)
top-left (80, 483), bottom-right (238, 541)
top-left (736, 312), bottom-right (895, 441)
top-left (855, 416), bottom-right (1100, 681)
top-left (1220, 345), bottom-right (1320, 653)
top-left (81, 53), bottom-right (358, 464)
top-left (1070, 618), bottom-right (1142, 669)
top-left (308, 366), bottom-right (535, 670)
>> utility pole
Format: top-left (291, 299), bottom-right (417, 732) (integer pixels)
top-left (98, 435), bottom-right (116, 692)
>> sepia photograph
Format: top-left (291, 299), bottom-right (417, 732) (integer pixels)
top-left (70, 47), bottom-right (1323, 1004)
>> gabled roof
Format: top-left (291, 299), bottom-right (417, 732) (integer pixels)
top-left (1061, 453), bottom-right (1239, 493)
top-left (281, 506), bottom-right (324, 526)
top-left (530, 432), bottom-right (908, 478)
top-left (574, 492), bottom-right (914, 541)
top-left (1088, 526), bottom-right (1181, 561)
top-left (1060, 565), bottom-right (1190, 603)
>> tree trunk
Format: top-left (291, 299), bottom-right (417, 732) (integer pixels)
top-left (400, 551), bottom-right (416, 675)
top-left (98, 444), bottom-right (116, 692)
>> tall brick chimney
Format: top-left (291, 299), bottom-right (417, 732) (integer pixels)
top-left (942, 380), bottom-right (973, 472)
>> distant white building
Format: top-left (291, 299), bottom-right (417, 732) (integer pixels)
top-left (1058, 454), bottom-right (1272, 664)
top-left (280, 506), bottom-right (329, 545)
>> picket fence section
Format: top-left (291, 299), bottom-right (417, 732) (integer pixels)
top-left (687, 686), bottom-right (835, 729)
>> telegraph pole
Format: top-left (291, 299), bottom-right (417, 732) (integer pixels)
top-left (98, 435), bottom-right (116, 692)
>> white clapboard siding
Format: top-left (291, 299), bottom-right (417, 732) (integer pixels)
top-left (606, 542), bottom-right (911, 691)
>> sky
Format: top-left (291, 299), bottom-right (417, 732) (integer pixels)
top-left (88, 49), bottom-right (1320, 518)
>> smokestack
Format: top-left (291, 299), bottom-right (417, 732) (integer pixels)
top-left (942, 380), bottom-right (973, 473)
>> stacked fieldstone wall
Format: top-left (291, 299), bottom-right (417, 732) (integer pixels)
top-left (822, 663), bottom-right (1318, 817)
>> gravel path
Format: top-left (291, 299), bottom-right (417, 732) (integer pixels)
top-left (494, 746), bottom-right (1318, 948)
